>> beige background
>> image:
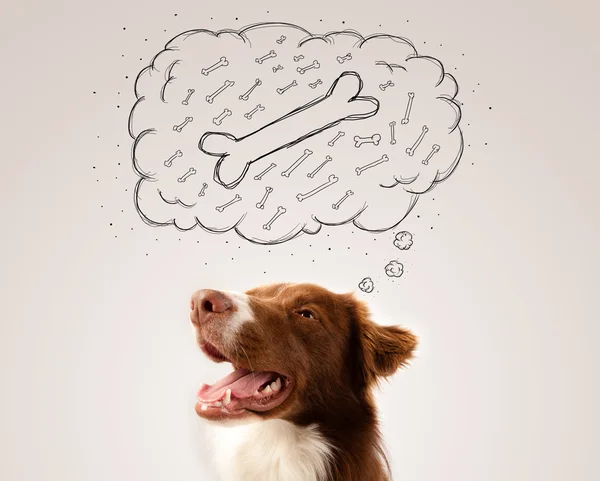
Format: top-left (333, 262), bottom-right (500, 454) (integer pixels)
top-left (1, 0), bottom-right (598, 480)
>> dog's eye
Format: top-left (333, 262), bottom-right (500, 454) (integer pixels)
top-left (297, 310), bottom-right (315, 319)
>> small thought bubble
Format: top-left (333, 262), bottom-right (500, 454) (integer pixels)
top-left (385, 260), bottom-right (404, 278)
top-left (359, 277), bottom-right (375, 293)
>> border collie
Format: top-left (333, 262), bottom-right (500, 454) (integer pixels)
top-left (190, 283), bottom-right (417, 481)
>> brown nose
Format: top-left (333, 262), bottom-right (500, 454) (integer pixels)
top-left (190, 289), bottom-right (233, 326)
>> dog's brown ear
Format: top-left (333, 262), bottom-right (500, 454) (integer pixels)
top-left (345, 294), bottom-right (418, 383)
top-left (360, 321), bottom-right (418, 381)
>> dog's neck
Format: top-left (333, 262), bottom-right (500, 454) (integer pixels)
top-left (206, 416), bottom-right (390, 481)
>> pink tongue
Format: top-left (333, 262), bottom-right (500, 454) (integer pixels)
top-left (197, 368), bottom-right (278, 402)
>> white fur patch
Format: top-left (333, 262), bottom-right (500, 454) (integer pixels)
top-left (220, 290), bottom-right (254, 339)
top-left (205, 419), bottom-right (334, 481)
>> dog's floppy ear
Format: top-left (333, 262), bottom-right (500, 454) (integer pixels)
top-left (360, 321), bottom-right (418, 380)
top-left (346, 294), bottom-right (418, 384)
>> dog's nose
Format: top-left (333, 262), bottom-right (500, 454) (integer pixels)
top-left (190, 289), bottom-right (233, 325)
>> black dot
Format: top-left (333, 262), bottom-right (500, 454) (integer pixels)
top-left (489, 106), bottom-right (492, 109)
top-left (92, 166), bottom-right (96, 169)
top-left (110, 223), bottom-right (113, 226)
top-left (174, 13), bottom-right (178, 16)
top-left (125, 76), bottom-right (128, 79)
top-left (144, 39), bottom-right (148, 42)
top-left (123, 27), bottom-right (126, 30)
top-left (93, 91), bottom-right (96, 94)
top-left (116, 105), bottom-right (120, 108)
top-left (235, 17), bottom-right (238, 20)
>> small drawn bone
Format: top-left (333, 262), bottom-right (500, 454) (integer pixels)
top-left (254, 162), bottom-right (277, 180)
top-left (296, 174), bottom-right (338, 202)
top-left (177, 167), bottom-right (196, 183)
top-left (198, 183), bottom-right (208, 197)
top-left (309, 79), bottom-right (323, 89)
top-left (307, 156), bottom-right (332, 178)
top-left (276, 35), bottom-right (286, 44)
top-left (272, 64), bottom-right (283, 73)
top-left (401, 92), bottom-right (415, 124)
top-left (239, 78), bottom-right (262, 101)
top-left (201, 57), bottom-right (229, 76)
top-left (256, 186), bottom-right (273, 209)
top-left (244, 104), bottom-right (265, 120)
top-left (263, 206), bottom-right (286, 230)
top-left (389, 121), bottom-right (397, 145)
top-left (422, 144), bottom-right (440, 165)
top-left (212, 109), bottom-right (232, 126)
top-left (173, 117), bottom-right (193, 132)
top-left (256, 50), bottom-right (277, 64)
top-left (354, 133), bottom-right (381, 148)
top-left (328, 131), bottom-right (345, 147)
top-left (406, 125), bottom-right (429, 156)
top-left (182, 89), bottom-right (195, 105)
top-left (216, 194), bottom-right (242, 212)
top-left (164, 149), bottom-right (182, 168)
top-left (337, 53), bottom-right (352, 64)
top-left (379, 80), bottom-right (394, 91)
top-left (297, 60), bottom-right (320, 74)
top-left (277, 80), bottom-right (298, 95)
top-left (206, 80), bottom-right (235, 104)
top-left (282, 149), bottom-right (312, 177)
top-left (355, 154), bottom-right (389, 176)
top-left (293, 55), bottom-right (305, 62)
top-left (332, 190), bottom-right (353, 210)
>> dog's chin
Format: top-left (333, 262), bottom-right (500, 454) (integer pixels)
top-left (195, 341), bottom-right (295, 422)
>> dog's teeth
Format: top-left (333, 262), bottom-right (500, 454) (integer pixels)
top-left (201, 404), bottom-right (208, 411)
top-left (223, 389), bottom-right (231, 406)
top-left (254, 390), bottom-right (260, 395)
top-left (212, 401), bottom-right (223, 407)
top-left (263, 385), bottom-right (272, 394)
top-left (272, 377), bottom-right (282, 392)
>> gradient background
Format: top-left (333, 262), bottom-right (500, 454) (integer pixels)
top-left (1, 1), bottom-right (598, 480)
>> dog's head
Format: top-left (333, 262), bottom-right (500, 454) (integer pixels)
top-left (190, 283), bottom-right (417, 423)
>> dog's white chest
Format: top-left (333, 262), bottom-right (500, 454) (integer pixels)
top-left (206, 419), bottom-right (333, 481)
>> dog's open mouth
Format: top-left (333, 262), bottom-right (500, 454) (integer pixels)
top-left (196, 342), bottom-right (293, 419)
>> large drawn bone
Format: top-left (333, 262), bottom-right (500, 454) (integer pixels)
top-left (199, 71), bottom-right (380, 189)
top-left (198, 183), bottom-right (208, 197)
top-left (389, 121), bottom-right (397, 145)
top-left (277, 80), bottom-right (297, 95)
top-left (296, 174), bottom-right (338, 202)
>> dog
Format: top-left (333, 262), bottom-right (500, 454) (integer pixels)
top-left (189, 282), bottom-right (417, 481)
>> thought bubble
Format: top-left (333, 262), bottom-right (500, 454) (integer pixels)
top-left (385, 260), bottom-right (404, 277)
top-left (129, 22), bottom-right (463, 244)
top-left (394, 231), bottom-right (413, 250)
top-left (359, 277), bottom-right (375, 293)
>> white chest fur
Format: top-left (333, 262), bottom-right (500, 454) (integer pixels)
top-left (205, 419), bottom-right (334, 481)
